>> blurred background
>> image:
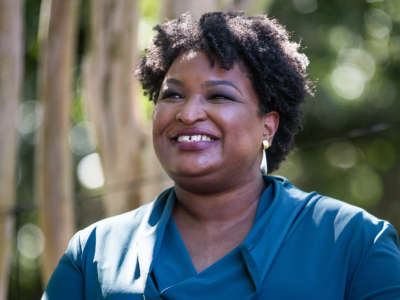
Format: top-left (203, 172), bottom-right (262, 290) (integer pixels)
top-left (0, 0), bottom-right (399, 299)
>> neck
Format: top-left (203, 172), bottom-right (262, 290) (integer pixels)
top-left (172, 174), bottom-right (266, 273)
top-left (173, 174), bottom-right (266, 227)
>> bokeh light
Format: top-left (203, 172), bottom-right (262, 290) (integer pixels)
top-left (18, 101), bottom-right (42, 139)
top-left (77, 152), bottom-right (105, 189)
top-left (325, 141), bottom-right (358, 169)
top-left (330, 47), bottom-right (377, 101)
top-left (338, 48), bottom-right (376, 80)
top-left (366, 36), bottom-right (389, 60)
top-left (329, 26), bottom-right (362, 52)
top-left (365, 8), bottom-right (392, 40)
top-left (292, 0), bottom-right (318, 14)
top-left (17, 223), bottom-right (45, 259)
top-left (69, 121), bottom-right (96, 156)
top-left (349, 165), bottom-right (383, 207)
top-left (330, 64), bottom-right (366, 100)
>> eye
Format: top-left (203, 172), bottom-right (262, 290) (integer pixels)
top-left (208, 93), bottom-right (235, 102)
top-left (159, 90), bottom-right (183, 101)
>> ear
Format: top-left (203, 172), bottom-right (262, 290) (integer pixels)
top-left (262, 111), bottom-right (280, 143)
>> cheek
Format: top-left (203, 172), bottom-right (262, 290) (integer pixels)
top-left (152, 107), bottom-right (168, 157)
top-left (220, 108), bottom-right (264, 143)
top-left (236, 124), bottom-right (264, 161)
top-left (152, 104), bottom-right (171, 136)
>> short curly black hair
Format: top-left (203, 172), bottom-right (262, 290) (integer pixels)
top-left (136, 11), bottom-right (313, 173)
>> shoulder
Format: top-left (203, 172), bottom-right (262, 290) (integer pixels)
top-left (271, 175), bottom-right (399, 249)
top-left (312, 193), bottom-right (385, 235)
top-left (274, 175), bottom-right (388, 226)
top-left (66, 187), bottom-right (174, 262)
top-left (265, 176), bottom-right (400, 298)
top-left (78, 201), bottom-right (152, 244)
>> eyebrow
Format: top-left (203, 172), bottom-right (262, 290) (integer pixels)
top-left (164, 78), bottom-right (242, 95)
top-left (202, 80), bottom-right (242, 95)
top-left (165, 78), bottom-right (184, 86)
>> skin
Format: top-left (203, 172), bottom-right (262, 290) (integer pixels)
top-left (152, 50), bottom-right (279, 273)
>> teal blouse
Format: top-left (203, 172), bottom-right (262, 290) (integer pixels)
top-left (42, 176), bottom-right (400, 299)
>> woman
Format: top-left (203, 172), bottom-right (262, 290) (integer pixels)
top-left (43, 12), bottom-right (400, 299)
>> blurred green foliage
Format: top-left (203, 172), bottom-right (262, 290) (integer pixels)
top-left (269, 0), bottom-right (400, 226)
top-left (9, 0), bottom-right (400, 299)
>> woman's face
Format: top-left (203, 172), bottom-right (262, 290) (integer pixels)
top-left (152, 51), bottom-right (278, 191)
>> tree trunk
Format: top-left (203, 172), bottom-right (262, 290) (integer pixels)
top-left (0, 0), bottom-right (23, 298)
top-left (84, 0), bottom-right (146, 216)
top-left (140, 127), bottom-right (173, 206)
top-left (36, 0), bottom-right (79, 284)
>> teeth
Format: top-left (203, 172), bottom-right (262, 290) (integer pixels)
top-left (177, 135), bottom-right (213, 142)
top-left (177, 135), bottom-right (191, 142)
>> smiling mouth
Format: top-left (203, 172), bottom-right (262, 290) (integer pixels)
top-left (177, 135), bottom-right (215, 142)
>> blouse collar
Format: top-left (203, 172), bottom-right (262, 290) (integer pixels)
top-left (135, 176), bottom-right (320, 292)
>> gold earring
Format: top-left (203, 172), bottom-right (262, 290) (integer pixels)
top-left (260, 140), bottom-right (270, 175)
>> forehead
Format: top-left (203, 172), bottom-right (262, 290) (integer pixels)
top-left (165, 50), bottom-right (252, 84)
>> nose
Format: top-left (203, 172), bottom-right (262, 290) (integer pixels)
top-left (176, 96), bottom-right (207, 124)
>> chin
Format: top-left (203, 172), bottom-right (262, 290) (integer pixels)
top-left (168, 166), bottom-right (240, 195)
top-left (162, 157), bottom-right (220, 178)
top-left (166, 165), bottom-right (214, 180)
top-left (165, 164), bottom-right (214, 184)
top-left (171, 174), bottom-right (225, 195)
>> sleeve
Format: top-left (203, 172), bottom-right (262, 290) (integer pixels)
top-left (348, 222), bottom-right (400, 300)
top-left (41, 231), bottom-right (84, 300)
